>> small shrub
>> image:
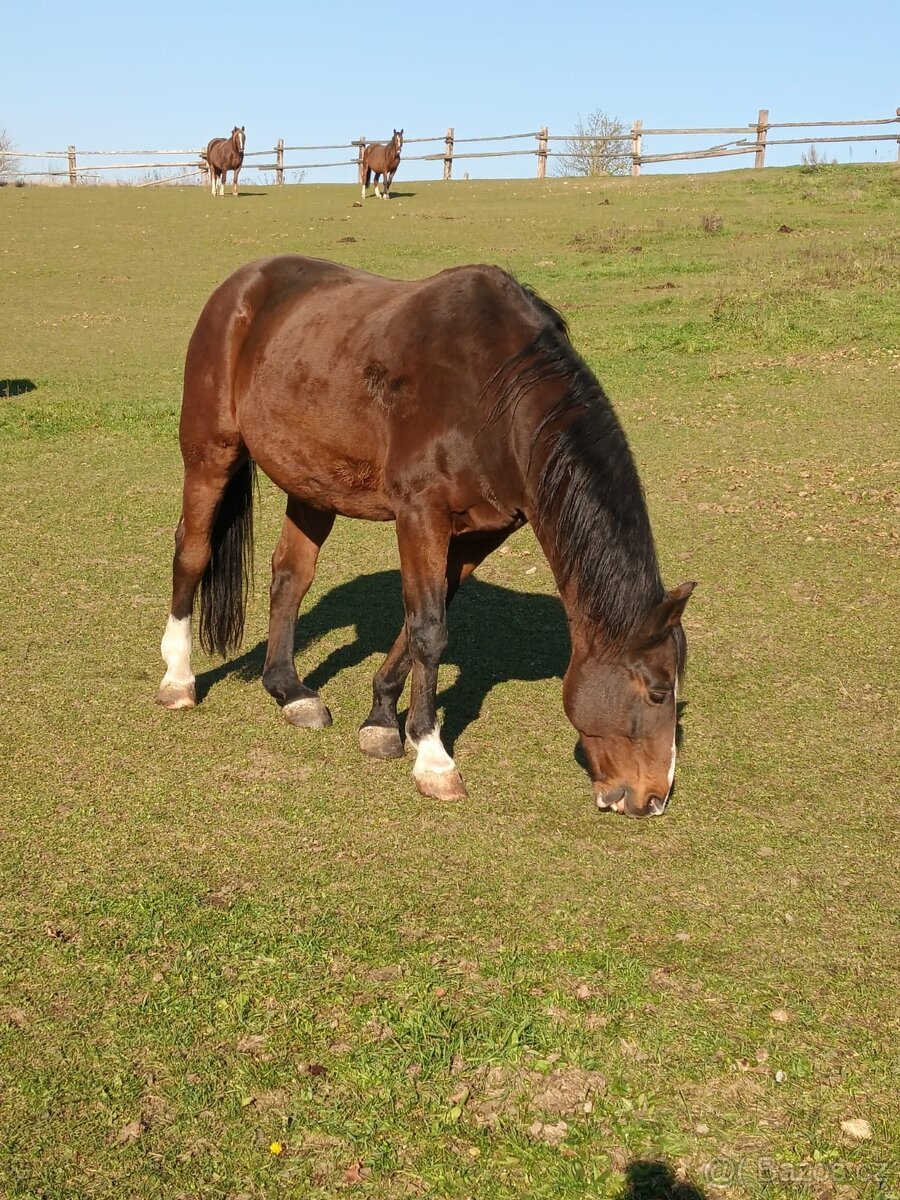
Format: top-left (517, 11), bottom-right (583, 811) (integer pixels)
top-left (701, 212), bottom-right (724, 234)
top-left (800, 144), bottom-right (835, 173)
top-left (0, 128), bottom-right (20, 184)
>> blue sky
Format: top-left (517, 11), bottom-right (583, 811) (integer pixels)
top-left (5, 0), bottom-right (899, 182)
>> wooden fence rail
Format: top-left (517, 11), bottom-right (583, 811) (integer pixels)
top-left (11, 108), bottom-right (900, 185)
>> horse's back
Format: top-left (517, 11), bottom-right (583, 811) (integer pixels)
top-left (182, 256), bottom-right (554, 520)
top-left (190, 255), bottom-right (542, 394)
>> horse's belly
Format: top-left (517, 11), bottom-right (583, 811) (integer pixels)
top-left (236, 349), bottom-right (395, 518)
top-left (242, 424), bottom-right (394, 520)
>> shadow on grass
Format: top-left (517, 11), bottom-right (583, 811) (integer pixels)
top-left (618, 1159), bottom-right (708, 1199)
top-left (196, 569), bottom-right (569, 748)
top-left (1, 379), bottom-right (36, 398)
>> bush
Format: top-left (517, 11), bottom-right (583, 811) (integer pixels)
top-left (554, 109), bottom-right (630, 177)
top-left (0, 129), bottom-right (20, 184)
top-left (800, 144), bottom-right (835, 173)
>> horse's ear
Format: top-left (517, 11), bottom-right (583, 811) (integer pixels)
top-left (635, 582), bottom-right (696, 644)
top-left (241, 126), bottom-right (245, 133)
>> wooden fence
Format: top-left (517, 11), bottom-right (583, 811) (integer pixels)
top-left (12, 108), bottom-right (900, 185)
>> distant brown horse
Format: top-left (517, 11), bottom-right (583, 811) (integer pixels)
top-left (206, 126), bottom-right (245, 197)
top-left (157, 256), bottom-right (694, 815)
top-left (360, 129), bottom-right (403, 200)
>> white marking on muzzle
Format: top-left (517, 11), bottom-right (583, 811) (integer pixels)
top-left (666, 681), bottom-right (678, 791)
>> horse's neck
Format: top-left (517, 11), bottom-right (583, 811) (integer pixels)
top-left (520, 406), bottom-right (660, 637)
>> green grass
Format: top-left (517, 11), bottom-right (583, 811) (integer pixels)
top-left (1, 167), bottom-right (898, 1199)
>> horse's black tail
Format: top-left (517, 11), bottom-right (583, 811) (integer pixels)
top-left (198, 459), bottom-right (257, 658)
top-left (363, 165), bottom-right (372, 189)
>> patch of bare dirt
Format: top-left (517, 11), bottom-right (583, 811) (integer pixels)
top-left (461, 1063), bottom-right (607, 1126)
top-left (228, 749), bottom-right (314, 784)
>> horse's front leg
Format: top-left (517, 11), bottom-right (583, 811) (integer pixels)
top-left (231, 166), bottom-right (240, 197)
top-left (359, 528), bottom-right (513, 762)
top-left (358, 625), bottom-right (411, 759)
top-left (394, 513), bottom-right (466, 800)
top-left (262, 499), bottom-right (335, 728)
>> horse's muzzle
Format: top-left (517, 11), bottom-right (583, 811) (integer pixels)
top-left (594, 784), bottom-right (669, 817)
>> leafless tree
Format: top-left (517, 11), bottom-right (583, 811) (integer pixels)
top-left (554, 109), bottom-right (630, 177)
top-left (0, 129), bottom-right (21, 183)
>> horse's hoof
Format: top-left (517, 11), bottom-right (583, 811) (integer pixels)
top-left (156, 682), bottom-right (196, 710)
top-left (414, 769), bottom-right (468, 802)
top-left (283, 697), bottom-right (332, 729)
top-left (358, 724), bottom-right (404, 760)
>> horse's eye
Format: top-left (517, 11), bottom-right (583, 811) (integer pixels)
top-left (648, 689), bottom-right (669, 705)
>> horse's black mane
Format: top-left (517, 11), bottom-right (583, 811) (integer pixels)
top-left (486, 279), bottom-right (666, 645)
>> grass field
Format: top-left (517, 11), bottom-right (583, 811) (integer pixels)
top-left (1, 165), bottom-right (898, 1200)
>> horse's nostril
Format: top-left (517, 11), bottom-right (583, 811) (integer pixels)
top-left (648, 794), bottom-right (668, 816)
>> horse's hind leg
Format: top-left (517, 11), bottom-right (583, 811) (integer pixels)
top-left (361, 166), bottom-right (370, 202)
top-left (359, 528), bottom-right (513, 763)
top-left (157, 448), bottom-right (248, 709)
top-left (262, 498), bottom-right (335, 728)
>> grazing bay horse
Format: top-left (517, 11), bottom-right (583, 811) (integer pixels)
top-left (157, 256), bottom-right (694, 816)
top-left (206, 126), bottom-right (245, 197)
top-left (361, 129), bottom-right (403, 200)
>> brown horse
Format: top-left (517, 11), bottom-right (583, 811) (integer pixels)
top-left (206, 126), bottom-right (245, 197)
top-left (157, 256), bottom-right (694, 816)
top-left (360, 129), bottom-right (403, 200)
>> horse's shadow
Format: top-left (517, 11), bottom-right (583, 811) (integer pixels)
top-left (1, 379), bottom-right (36, 398)
top-left (618, 1159), bottom-right (708, 1199)
top-left (196, 569), bottom-right (570, 749)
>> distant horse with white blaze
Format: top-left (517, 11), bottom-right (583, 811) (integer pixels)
top-left (206, 126), bottom-right (245, 197)
top-left (360, 129), bottom-right (403, 200)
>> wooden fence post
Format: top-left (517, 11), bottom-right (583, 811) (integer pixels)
top-left (630, 120), bottom-right (643, 177)
top-left (357, 136), bottom-right (366, 183)
top-left (896, 106), bottom-right (900, 163)
top-left (443, 127), bottom-right (454, 180)
top-left (276, 138), bottom-right (284, 185)
top-left (754, 108), bottom-right (769, 168)
top-left (536, 127), bottom-right (548, 178)
top-left (67, 145), bottom-right (77, 186)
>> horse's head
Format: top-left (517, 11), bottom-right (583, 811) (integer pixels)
top-left (232, 126), bottom-right (246, 153)
top-left (563, 582), bottom-right (694, 817)
top-left (393, 129), bottom-right (404, 151)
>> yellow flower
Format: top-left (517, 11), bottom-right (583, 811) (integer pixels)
top-left (269, 1141), bottom-right (283, 1156)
